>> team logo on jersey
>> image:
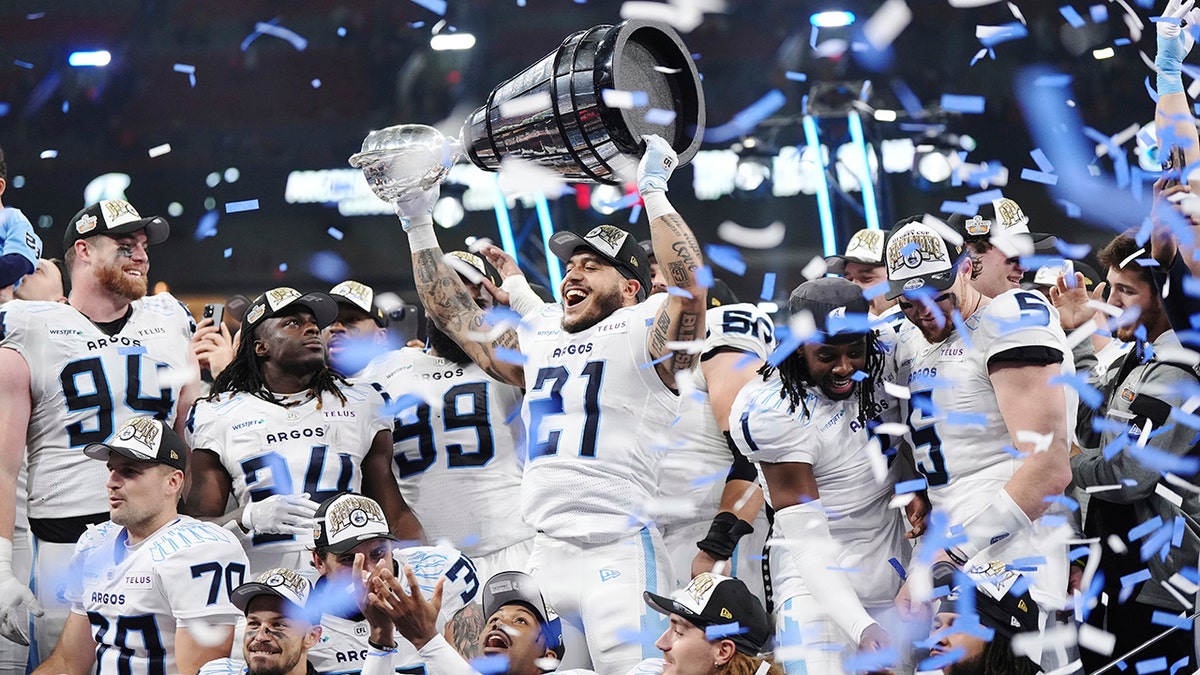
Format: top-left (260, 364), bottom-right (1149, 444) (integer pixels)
top-left (75, 213), bottom-right (98, 235)
top-left (599, 569), bottom-right (622, 582)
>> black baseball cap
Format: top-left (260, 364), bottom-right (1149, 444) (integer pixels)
top-left (789, 277), bottom-right (871, 341)
top-left (1031, 260), bottom-right (1102, 289)
top-left (825, 228), bottom-right (888, 274)
top-left (64, 200), bottom-right (169, 248)
top-left (312, 492), bottom-right (398, 555)
top-left (446, 250), bottom-right (501, 287)
top-left (644, 573), bottom-right (772, 656)
top-left (945, 197), bottom-right (1056, 253)
top-left (483, 571), bottom-right (565, 658)
top-left (84, 416), bottom-right (188, 472)
top-left (328, 280), bottom-right (388, 327)
top-left (549, 225), bottom-right (651, 301)
top-left (230, 567), bottom-right (317, 622)
top-left (243, 287), bottom-right (338, 334)
top-left (932, 561), bottom-right (1040, 639)
top-left (883, 216), bottom-right (964, 301)
top-left (708, 278), bottom-right (739, 308)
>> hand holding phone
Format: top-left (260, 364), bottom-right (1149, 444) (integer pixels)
top-left (203, 303), bottom-right (225, 327)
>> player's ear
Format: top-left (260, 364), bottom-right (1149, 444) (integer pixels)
top-left (254, 339), bottom-right (268, 358)
top-left (622, 277), bottom-right (641, 301)
top-left (304, 625), bottom-right (322, 649)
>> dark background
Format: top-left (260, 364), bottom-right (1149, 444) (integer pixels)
top-left (0, 0), bottom-right (1166, 307)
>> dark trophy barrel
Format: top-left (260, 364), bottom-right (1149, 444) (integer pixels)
top-left (463, 19), bottom-right (705, 185)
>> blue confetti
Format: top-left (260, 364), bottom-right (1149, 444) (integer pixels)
top-left (1170, 407), bottom-right (1200, 429)
top-left (1050, 372), bottom-right (1104, 409)
top-left (891, 79), bottom-right (924, 119)
top-left (307, 251), bottom-right (352, 283)
top-left (225, 199), bottom-right (260, 213)
top-left (1057, 199), bottom-right (1082, 219)
top-left (862, 280), bottom-right (888, 300)
top-left (691, 471), bottom-right (727, 488)
top-left (850, 370), bottom-right (869, 382)
top-left (760, 273), bottom-right (776, 301)
top-left (1044, 494), bottom-right (1080, 511)
top-left (888, 557), bottom-right (907, 580)
top-left (223, 248), bottom-right (233, 258)
top-left (278, 262), bottom-right (288, 272)
top-left (337, 26), bottom-right (347, 37)
top-left (917, 647), bottom-right (967, 672)
top-left (1090, 5), bottom-right (1108, 23)
top-left (1010, 556), bottom-right (1047, 570)
top-left (470, 655), bottom-right (510, 675)
top-left (1055, 240), bottom-right (1091, 259)
top-left (644, 108), bottom-right (676, 126)
top-left (326, 227), bottom-right (344, 241)
top-left (696, 265), bottom-right (714, 288)
top-left (13, 60), bottom-right (33, 69)
top-left (946, 411), bottom-right (987, 427)
top-left (895, 478), bottom-right (928, 494)
top-left (1173, 516), bottom-right (1186, 548)
top-left (193, 210), bottom-right (219, 241)
top-left (1001, 445), bottom-right (1026, 458)
top-left (1127, 444), bottom-right (1200, 475)
top-left (1135, 656), bottom-right (1167, 674)
top-left (1170, 655), bottom-right (1191, 675)
top-left (940, 200), bottom-right (977, 216)
top-left (978, 22), bottom-right (1027, 47)
top-left (628, 203), bottom-right (642, 224)
top-left (705, 622), bottom-right (747, 640)
top-left (667, 286), bottom-right (695, 299)
top-left (0, 103), bottom-right (8, 117)
top-left (640, 352), bottom-right (673, 369)
top-left (1121, 569), bottom-right (1152, 588)
top-left (704, 244), bottom-right (746, 276)
top-left (842, 647), bottom-right (900, 674)
top-left (704, 89), bottom-right (787, 144)
top-left (1060, 6), bottom-right (1086, 28)
top-left (967, 188), bottom-right (1004, 205)
top-left (409, 0), bottom-right (448, 15)
top-left (1022, 168), bottom-right (1058, 185)
top-left (785, 71), bottom-right (807, 81)
top-left (1115, 37), bottom-right (1131, 46)
top-left (118, 345), bottom-right (147, 356)
top-left (1069, 546), bottom-right (1090, 562)
top-left (940, 94), bottom-right (985, 114)
top-left (615, 628), bottom-right (661, 647)
top-left (495, 347), bottom-right (528, 366)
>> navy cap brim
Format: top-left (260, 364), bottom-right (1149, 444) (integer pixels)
top-left (885, 270), bottom-right (956, 301)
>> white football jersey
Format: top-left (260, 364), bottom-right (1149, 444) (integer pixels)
top-left (308, 545), bottom-right (481, 674)
top-left (892, 289), bottom-right (1077, 529)
top-left (730, 356), bottom-right (909, 607)
top-left (67, 517), bottom-right (247, 675)
top-left (186, 384), bottom-right (390, 576)
top-left (517, 294), bottom-right (679, 542)
top-left (359, 349), bottom-right (533, 557)
top-left (0, 294), bottom-right (193, 520)
top-left (658, 303), bottom-right (774, 527)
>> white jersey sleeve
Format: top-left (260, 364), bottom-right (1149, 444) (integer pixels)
top-left (396, 545), bottom-right (481, 633)
top-left (198, 658), bottom-right (246, 675)
top-left (976, 289), bottom-right (1067, 364)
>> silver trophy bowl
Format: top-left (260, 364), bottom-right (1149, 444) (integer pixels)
top-left (348, 124), bottom-right (462, 203)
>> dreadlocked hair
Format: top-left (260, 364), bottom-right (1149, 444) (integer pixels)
top-left (208, 323), bottom-right (349, 409)
top-left (756, 330), bottom-right (887, 428)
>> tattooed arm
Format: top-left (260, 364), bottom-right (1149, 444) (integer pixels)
top-left (442, 601), bottom-right (484, 659)
top-left (395, 188), bottom-right (526, 388)
top-left (638, 135), bottom-right (707, 386)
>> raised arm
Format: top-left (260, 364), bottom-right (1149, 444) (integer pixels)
top-left (638, 135), bottom-right (707, 386)
top-left (394, 189), bottom-right (525, 387)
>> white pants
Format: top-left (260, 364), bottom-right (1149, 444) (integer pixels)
top-left (526, 528), bottom-right (673, 675)
top-left (470, 537), bottom-right (535, 586)
top-left (29, 537), bottom-right (74, 668)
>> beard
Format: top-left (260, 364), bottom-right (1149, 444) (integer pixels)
top-left (914, 293), bottom-right (960, 343)
top-left (96, 262), bottom-right (148, 301)
top-left (427, 319), bottom-right (472, 365)
top-left (561, 284), bottom-right (625, 333)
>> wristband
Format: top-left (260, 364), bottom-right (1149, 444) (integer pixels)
top-left (697, 511), bottom-right (755, 560)
top-left (946, 488), bottom-right (1031, 565)
top-left (404, 218), bottom-right (439, 251)
top-left (642, 191), bottom-right (675, 222)
top-left (500, 274), bottom-right (546, 317)
top-left (368, 638), bottom-right (398, 652)
top-left (0, 538), bottom-right (11, 569)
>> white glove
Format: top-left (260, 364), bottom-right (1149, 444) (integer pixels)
top-left (1159, 0), bottom-right (1197, 40)
top-left (637, 134), bottom-right (678, 193)
top-left (241, 493), bottom-right (320, 537)
top-left (0, 539), bottom-right (41, 646)
top-left (392, 185), bottom-right (440, 231)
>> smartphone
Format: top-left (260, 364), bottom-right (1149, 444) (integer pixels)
top-left (203, 303), bottom-right (225, 327)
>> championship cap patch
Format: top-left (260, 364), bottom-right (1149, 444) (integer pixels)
top-left (230, 567), bottom-right (315, 617)
top-left (883, 218), bottom-right (960, 300)
top-left (328, 280), bottom-right (388, 327)
top-left (243, 287), bottom-right (338, 333)
top-left (313, 493), bottom-right (397, 555)
top-left (64, 200), bottom-right (170, 248)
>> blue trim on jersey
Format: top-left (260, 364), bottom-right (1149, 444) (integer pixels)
top-left (777, 598), bottom-right (810, 675)
top-left (27, 536), bottom-right (40, 673)
top-left (639, 528), bottom-right (662, 659)
top-left (739, 410), bottom-right (761, 455)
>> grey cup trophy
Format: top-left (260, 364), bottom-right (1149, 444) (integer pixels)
top-left (350, 18), bottom-right (704, 198)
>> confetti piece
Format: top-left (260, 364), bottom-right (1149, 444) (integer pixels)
top-left (1022, 168), bottom-right (1058, 185)
top-left (1044, 494), bottom-right (1080, 511)
top-left (173, 63), bottom-right (195, 73)
top-left (26, 12), bottom-right (44, 19)
top-left (311, 79), bottom-right (321, 88)
top-left (704, 89), bottom-right (787, 144)
top-left (278, 263), bottom-right (288, 272)
top-left (745, 273), bottom-right (772, 306)
top-left (253, 21), bottom-right (308, 50)
top-left (326, 227), bottom-right (344, 241)
top-left (337, 26), bottom-right (347, 37)
top-left (895, 478), bottom-right (927, 494)
top-left (862, 0), bottom-right (911, 51)
top-left (494, 347), bottom-right (528, 366)
top-left (705, 622), bottom-right (747, 640)
top-left (696, 265), bottom-right (714, 289)
top-left (39, 150), bottom-right (57, 159)
top-left (940, 200), bottom-right (978, 216)
top-left (862, 280), bottom-right (888, 300)
top-left (705, 244), bottom-right (747, 276)
top-left (784, 71), bottom-right (807, 81)
top-left (194, 211), bottom-right (219, 241)
top-left (644, 108), bottom-right (676, 125)
top-left (1135, 656), bottom-right (1167, 674)
top-left (499, 92), bottom-right (553, 119)
top-left (1060, 6), bottom-right (1086, 28)
top-left (1090, 5), bottom-right (1109, 23)
top-left (977, 22), bottom-right (1028, 47)
top-left (147, 143), bottom-right (172, 158)
top-left (601, 89), bottom-right (649, 109)
top-left (470, 655), bottom-right (510, 675)
top-left (1077, 624), bottom-right (1116, 655)
top-left (716, 220), bottom-right (786, 249)
top-left (223, 248), bottom-right (233, 258)
top-left (497, 157), bottom-right (567, 199)
top-left (800, 256), bottom-right (827, 280)
top-left (410, 0), bottom-right (447, 15)
top-left (225, 199), bottom-right (259, 213)
top-left (13, 60), bottom-right (33, 69)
